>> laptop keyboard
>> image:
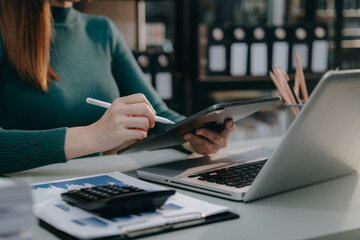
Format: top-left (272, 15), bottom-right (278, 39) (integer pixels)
top-left (188, 160), bottom-right (267, 188)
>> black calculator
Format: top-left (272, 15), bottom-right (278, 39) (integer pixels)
top-left (61, 184), bottom-right (175, 217)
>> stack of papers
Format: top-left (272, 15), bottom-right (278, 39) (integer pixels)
top-left (0, 178), bottom-right (35, 240)
top-left (32, 172), bottom-right (238, 239)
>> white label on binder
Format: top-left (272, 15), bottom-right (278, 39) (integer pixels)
top-left (230, 43), bottom-right (248, 76)
top-left (250, 43), bottom-right (267, 76)
top-left (155, 72), bottom-right (172, 100)
top-left (144, 73), bottom-right (152, 86)
top-left (311, 40), bottom-right (329, 73)
top-left (292, 44), bottom-right (308, 69)
top-left (209, 45), bottom-right (226, 72)
top-left (272, 41), bottom-right (289, 72)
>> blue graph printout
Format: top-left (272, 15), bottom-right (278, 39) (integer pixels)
top-left (33, 175), bottom-right (126, 190)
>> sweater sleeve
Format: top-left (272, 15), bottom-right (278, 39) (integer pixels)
top-left (106, 20), bottom-right (185, 132)
top-left (0, 128), bottom-right (67, 174)
top-left (0, 31), bottom-right (67, 174)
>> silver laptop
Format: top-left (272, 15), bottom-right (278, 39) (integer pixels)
top-left (137, 70), bottom-right (360, 202)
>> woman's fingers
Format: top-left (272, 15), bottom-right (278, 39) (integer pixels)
top-left (113, 93), bottom-right (156, 114)
top-left (83, 94), bottom-right (158, 156)
top-left (111, 95), bottom-right (156, 128)
top-left (120, 103), bottom-right (156, 128)
top-left (184, 119), bottom-right (236, 156)
top-left (220, 119), bottom-right (235, 139)
top-left (123, 128), bottom-right (148, 140)
top-left (184, 133), bottom-right (218, 155)
top-left (225, 119), bottom-right (236, 131)
top-left (195, 129), bottom-right (225, 147)
top-left (123, 117), bottom-right (151, 131)
top-left (194, 120), bottom-right (235, 146)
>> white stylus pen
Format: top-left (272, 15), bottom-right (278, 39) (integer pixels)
top-left (86, 98), bottom-right (175, 124)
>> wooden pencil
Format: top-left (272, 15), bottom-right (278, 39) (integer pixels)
top-left (295, 53), bottom-right (309, 102)
top-left (269, 71), bottom-right (298, 116)
top-left (273, 67), bottom-right (298, 107)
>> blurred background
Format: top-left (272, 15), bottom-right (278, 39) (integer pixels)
top-left (75, 0), bottom-right (358, 141)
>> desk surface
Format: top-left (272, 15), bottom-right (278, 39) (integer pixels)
top-left (7, 137), bottom-right (360, 240)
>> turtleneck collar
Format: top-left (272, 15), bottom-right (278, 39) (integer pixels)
top-left (51, 6), bottom-right (79, 26)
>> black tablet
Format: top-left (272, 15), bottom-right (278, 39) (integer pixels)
top-left (118, 96), bottom-right (281, 154)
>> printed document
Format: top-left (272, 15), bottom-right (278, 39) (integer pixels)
top-left (32, 172), bottom-right (230, 239)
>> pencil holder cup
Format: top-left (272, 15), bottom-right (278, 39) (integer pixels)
top-left (284, 103), bottom-right (304, 129)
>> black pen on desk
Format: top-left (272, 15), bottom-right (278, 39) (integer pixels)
top-left (86, 98), bottom-right (175, 124)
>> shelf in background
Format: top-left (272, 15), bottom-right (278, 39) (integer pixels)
top-left (198, 73), bottom-right (325, 83)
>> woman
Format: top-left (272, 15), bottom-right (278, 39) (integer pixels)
top-left (0, 0), bottom-right (234, 174)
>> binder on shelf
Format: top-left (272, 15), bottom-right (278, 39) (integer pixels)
top-left (230, 26), bottom-right (249, 76)
top-left (249, 26), bottom-right (268, 76)
top-left (154, 53), bottom-right (173, 100)
top-left (290, 26), bottom-right (311, 73)
top-left (133, 51), bottom-right (152, 86)
top-left (311, 25), bottom-right (329, 73)
top-left (270, 26), bottom-right (290, 72)
top-left (208, 25), bottom-right (228, 76)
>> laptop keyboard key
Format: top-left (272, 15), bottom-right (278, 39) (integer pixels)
top-left (188, 160), bottom-right (267, 189)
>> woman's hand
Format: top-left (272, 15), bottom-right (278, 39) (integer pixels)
top-left (65, 94), bottom-right (156, 159)
top-left (183, 119), bottom-right (235, 156)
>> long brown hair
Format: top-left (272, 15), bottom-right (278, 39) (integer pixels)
top-left (0, 0), bottom-right (58, 91)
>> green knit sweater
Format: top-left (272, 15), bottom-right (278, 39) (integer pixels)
top-left (0, 7), bottom-right (184, 174)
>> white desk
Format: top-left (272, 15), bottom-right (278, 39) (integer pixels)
top-left (7, 137), bottom-right (360, 240)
